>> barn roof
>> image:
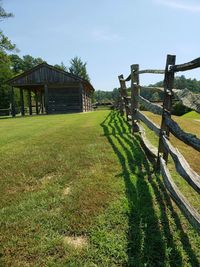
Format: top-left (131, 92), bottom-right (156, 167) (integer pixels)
top-left (7, 63), bottom-right (94, 92)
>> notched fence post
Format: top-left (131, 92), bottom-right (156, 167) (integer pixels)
top-left (157, 54), bottom-right (176, 167)
top-left (118, 74), bottom-right (130, 121)
top-left (131, 64), bottom-right (140, 133)
top-left (118, 75), bottom-right (125, 116)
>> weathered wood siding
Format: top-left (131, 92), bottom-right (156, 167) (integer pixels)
top-left (10, 65), bottom-right (78, 86)
top-left (82, 87), bottom-right (92, 112)
top-left (48, 87), bottom-right (81, 114)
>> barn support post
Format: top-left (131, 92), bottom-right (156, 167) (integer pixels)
top-left (11, 86), bottom-right (16, 117)
top-left (40, 91), bottom-right (44, 114)
top-left (157, 54), bottom-right (176, 167)
top-left (28, 90), bottom-right (32, 115)
top-left (130, 64), bottom-right (140, 133)
top-left (35, 90), bottom-right (39, 115)
top-left (44, 84), bottom-right (49, 114)
top-left (20, 88), bottom-right (25, 116)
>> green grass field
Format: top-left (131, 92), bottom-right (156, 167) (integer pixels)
top-left (0, 110), bottom-right (200, 266)
top-left (182, 111), bottom-right (200, 120)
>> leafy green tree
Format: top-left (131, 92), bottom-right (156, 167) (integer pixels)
top-left (0, 51), bottom-right (12, 109)
top-left (93, 88), bottom-right (120, 103)
top-left (0, 1), bottom-right (13, 20)
top-left (0, 1), bottom-right (16, 52)
top-left (69, 57), bottom-right (90, 81)
top-left (54, 62), bottom-right (67, 71)
top-left (0, 31), bottom-right (16, 52)
top-left (149, 75), bottom-right (200, 93)
top-left (9, 54), bottom-right (24, 74)
top-left (10, 54), bottom-right (46, 74)
top-left (22, 55), bottom-right (39, 71)
top-left (34, 57), bottom-right (46, 66)
top-left (0, 1), bottom-right (17, 111)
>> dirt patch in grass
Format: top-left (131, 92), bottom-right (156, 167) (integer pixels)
top-left (41, 173), bottom-right (57, 185)
top-left (63, 186), bottom-right (71, 196)
top-left (63, 235), bottom-right (88, 249)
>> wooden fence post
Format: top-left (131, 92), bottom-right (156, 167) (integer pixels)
top-left (157, 54), bottom-right (176, 165)
top-left (118, 75), bottom-right (125, 116)
top-left (131, 64), bottom-right (140, 132)
top-left (118, 74), bottom-right (129, 120)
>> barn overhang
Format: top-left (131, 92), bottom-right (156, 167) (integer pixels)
top-left (7, 62), bottom-right (94, 92)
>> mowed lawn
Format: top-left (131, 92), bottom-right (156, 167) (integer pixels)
top-left (0, 110), bottom-right (200, 266)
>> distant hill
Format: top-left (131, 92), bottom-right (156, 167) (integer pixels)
top-left (149, 75), bottom-right (200, 93)
top-left (182, 111), bottom-right (200, 120)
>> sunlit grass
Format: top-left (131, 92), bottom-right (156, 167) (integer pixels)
top-left (182, 111), bottom-right (200, 120)
top-left (0, 110), bottom-right (199, 266)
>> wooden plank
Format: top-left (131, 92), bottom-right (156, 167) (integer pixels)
top-left (138, 111), bottom-right (160, 136)
top-left (119, 69), bottom-right (164, 82)
top-left (140, 86), bottom-right (164, 92)
top-left (138, 96), bottom-right (163, 115)
top-left (138, 124), bottom-right (158, 158)
top-left (164, 113), bottom-right (200, 152)
top-left (119, 73), bottom-right (131, 82)
top-left (170, 57), bottom-right (200, 72)
top-left (162, 135), bottom-right (200, 193)
top-left (138, 69), bottom-right (165, 74)
top-left (160, 157), bottom-right (200, 234)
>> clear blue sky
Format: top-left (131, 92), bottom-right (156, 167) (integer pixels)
top-left (1, 0), bottom-right (200, 90)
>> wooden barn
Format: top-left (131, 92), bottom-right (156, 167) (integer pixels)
top-left (7, 63), bottom-right (94, 116)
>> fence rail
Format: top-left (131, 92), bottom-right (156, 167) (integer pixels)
top-left (117, 54), bottom-right (200, 234)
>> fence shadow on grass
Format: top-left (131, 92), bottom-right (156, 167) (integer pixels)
top-left (100, 110), bottom-right (199, 267)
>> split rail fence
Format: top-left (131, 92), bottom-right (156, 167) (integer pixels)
top-left (117, 54), bottom-right (200, 234)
